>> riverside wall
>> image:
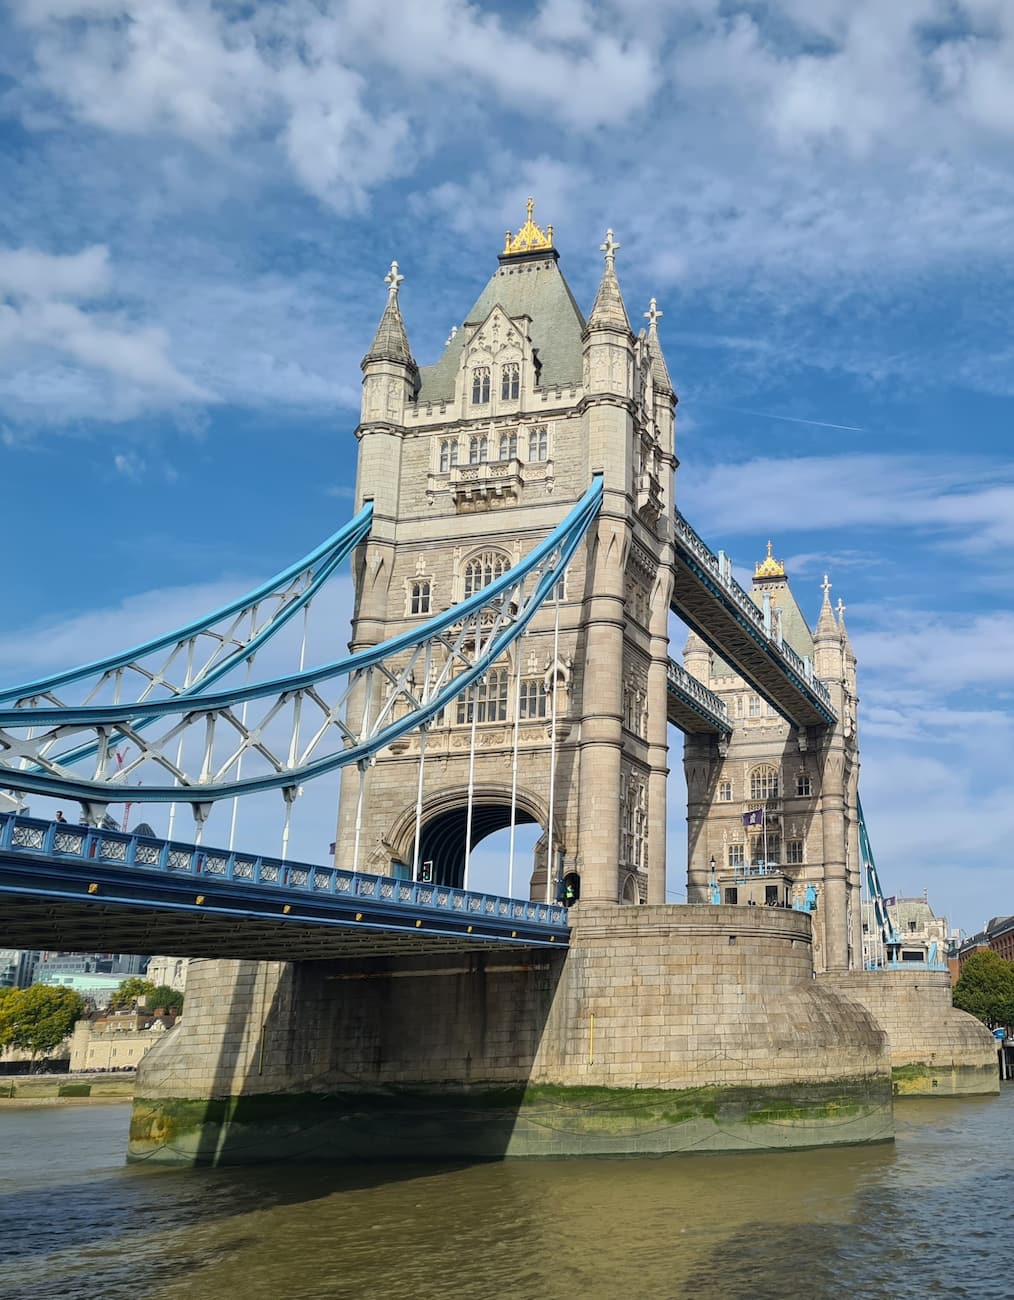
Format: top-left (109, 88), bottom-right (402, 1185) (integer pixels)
top-left (129, 903), bottom-right (895, 1165)
top-left (820, 970), bottom-right (999, 1096)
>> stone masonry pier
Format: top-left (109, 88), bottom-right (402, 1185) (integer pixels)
top-left (130, 903), bottom-right (894, 1164)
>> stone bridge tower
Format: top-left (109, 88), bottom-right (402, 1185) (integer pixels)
top-left (335, 204), bottom-right (677, 905)
top-left (682, 553), bottom-right (862, 971)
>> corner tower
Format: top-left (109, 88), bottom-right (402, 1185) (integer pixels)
top-left (681, 547), bottom-right (861, 971)
top-left (336, 202), bottom-right (678, 905)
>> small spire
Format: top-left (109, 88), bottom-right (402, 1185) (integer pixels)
top-left (588, 227), bottom-right (630, 331)
top-left (815, 573), bottom-right (838, 639)
top-left (644, 297), bottom-right (674, 392)
top-left (363, 260), bottom-right (416, 370)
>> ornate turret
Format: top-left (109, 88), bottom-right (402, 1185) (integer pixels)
top-left (363, 261), bottom-right (417, 372)
top-left (813, 574), bottom-right (843, 683)
top-left (754, 541), bottom-right (785, 582)
top-left (587, 229), bottom-right (631, 333)
top-left (683, 630), bottom-right (711, 683)
top-left (500, 196), bottom-right (557, 262)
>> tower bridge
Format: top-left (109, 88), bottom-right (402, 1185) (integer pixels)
top-left (0, 201), bottom-right (997, 1163)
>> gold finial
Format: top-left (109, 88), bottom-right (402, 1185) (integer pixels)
top-left (754, 539), bottom-right (786, 579)
top-left (502, 196), bottom-right (555, 256)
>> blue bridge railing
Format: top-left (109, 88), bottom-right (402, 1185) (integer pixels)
top-left (0, 812), bottom-right (569, 934)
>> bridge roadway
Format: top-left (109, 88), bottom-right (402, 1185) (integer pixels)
top-left (0, 813), bottom-right (569, 961)
top-left (671, 509), bottom-right (837, 730)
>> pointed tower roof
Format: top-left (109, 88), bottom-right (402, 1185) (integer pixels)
top-left (587, 229), bottom-right (631, 332)
top-left (747, 543), bottom-right (814, 661)
top-left (418, 199), bottom-right (585, 402)
top-left (644, 297), bottom-right (674, 392)
top-left (814, 574), bottom-right (839, 640)
top-left (363, 261), bottom-right (417, 370)
top-left (836, 596), bottom-right (856, 660)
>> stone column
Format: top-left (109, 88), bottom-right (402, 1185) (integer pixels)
top-left (646, 564), bottom-right (673, 904)
top-left (820, 743), bottom-right (849, 973)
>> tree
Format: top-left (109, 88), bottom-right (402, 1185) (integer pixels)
top-left (108, 977), bottom-right (158, 1010)
top-left (953, 949), bottom-right (1014, 1028)
top-left (0, 985), bottom-right (86, 1061)
top-left (147, 984), bottom-right (183, 1015)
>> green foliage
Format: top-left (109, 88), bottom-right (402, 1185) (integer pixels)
top-left (109, 977), bottom-right (158, 1010)
top-left (0, 985), bottom-right (86, 1059)
top-left (147, 984), bottom-right (184, 1014)
top-left (953, 949), bottom-right (1014, 1028)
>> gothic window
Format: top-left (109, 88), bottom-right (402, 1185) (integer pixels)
top-left (728, 843), bottom-right (745, 867)
top-left (410, 581), bottom-right (431, 615)
top-left (748, 695), bottom-right (761, 718)
top-left (519, 677), bottom-right (548, 719)
top-left (455, 668), bottom-right (509, 724)
top-left (621, 780), bottom-right (648, 871)
top-left (751, 833), bottom-right (781, 866)
top-left (786, 839), bottom-right (804, 864)
top-left (796, 773), bottom-right (812, 797)
top-left (439, 439), bottom-right (459, 472)
top-left (471, 367), bottom-right (490, 404)
top-left (718, 780), bottom-right (733, 802)
top-left (750, 765), bottom-right (779, 800)
top-left (463, 550), bottom-right (510, 599)
top-left (498, 430), bottom-right (518, 460)
top-left (469, 434), bottom-right (489, 464)
top-left (528, 425), bottom-right (548, 461)
top-left (501, 362), bottom-right (520, 401)
top-left (734, 696), bottom-right (744, 719)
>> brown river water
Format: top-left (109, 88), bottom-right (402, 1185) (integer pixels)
top-left (0, 1089), bottom-right (1011, 1300)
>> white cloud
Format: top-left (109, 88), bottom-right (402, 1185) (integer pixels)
top-left (0, 244), bottom-right (208, 421)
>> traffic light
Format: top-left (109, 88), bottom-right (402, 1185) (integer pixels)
top-left (419, 860), bottom-right (435, 884)
top-left (562, 872), bottom-right (580, 906)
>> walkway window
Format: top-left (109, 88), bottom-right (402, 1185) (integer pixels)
top-left (528, 425), bottom-right (548, 461)
top-left (750, 765), bottom-right (779, 801)
top-left (728, 843), bottom-right (744, 867)
top-left (471, 367), bottom-right (490, 404)
top-left (463, 551), bottom-right (510, 599)
top-left (469, 434), bottom-right (489, 464)
top-left (498, 430), bottom-right (517, 460)
top-left (786, 839), bottom-right (804, 864)
top-left (501, 362), bottom-right (520, 401)
top-left (718, 780), bottom-right (733, 802)
top-left (410, 581), bottom-right (431, 615)
top-left (519, 678), bottom-right (548, 719)
top-left (439, 439), bottom-right (459, 472)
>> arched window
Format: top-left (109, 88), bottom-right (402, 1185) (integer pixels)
top-left (439, 439), bottom-right (459, 472)
top-left (750, 765), bottom-right (779, 801)
top-left (519, 677), bottom-right (547, 719)
top-left (528, 425), bottom-right (548, 461)
top-left (410, 581), bottom-right (431, 615)
top-left (469, 434), bottom-right (489, 465)
top-left (501, 362), bottom-right (520, 401)
top-left (498, 430), bottom-right (517, 461)
top-left (463, 550), bottom-right (510, 599)
top-left (471, 367), bottom-right (490, 404)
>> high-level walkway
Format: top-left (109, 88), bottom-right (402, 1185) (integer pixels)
top-left (671, 510), bottom-right (837, 729)
top-left (0, 812), bottom-right (569, 959)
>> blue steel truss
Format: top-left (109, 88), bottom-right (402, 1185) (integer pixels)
top-left (0, 811), bottom-right (569, 952)
top-left (0, 479), bottom-right (602, 807)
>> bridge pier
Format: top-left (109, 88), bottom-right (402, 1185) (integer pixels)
top-left (819, 970), bottom-right (999, 1096)
top-left (130, 905), bottom-right (894, 1166)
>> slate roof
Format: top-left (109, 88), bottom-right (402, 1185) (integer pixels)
top-left (418, 255), bottom-right (586, 403)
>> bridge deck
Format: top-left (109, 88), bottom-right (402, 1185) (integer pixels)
top-left (671, 511), bottom-right (837, 729)
top-left (0, 814), bottom-right (569, 960)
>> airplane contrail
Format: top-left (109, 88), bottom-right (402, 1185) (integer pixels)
top-left (730, 407), bottom-right (865, 433)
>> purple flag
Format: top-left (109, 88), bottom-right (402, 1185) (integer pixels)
top-left (742, 808), bottom-right (765, 827)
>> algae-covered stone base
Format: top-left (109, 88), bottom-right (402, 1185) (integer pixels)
top-left (128, 1076), bottom-right (893, 1166)
top-left (891, 1062), bottom-right (1000, 1097)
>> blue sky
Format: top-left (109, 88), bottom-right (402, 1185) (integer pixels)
top-left (2, 0), bottom-right (1013, 934)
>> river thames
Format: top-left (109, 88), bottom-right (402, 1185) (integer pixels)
top-left (0, 1088), bottom-right (1010, 1299)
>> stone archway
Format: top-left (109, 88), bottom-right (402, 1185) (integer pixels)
top-left (389, 788), bottom-right (553, 891)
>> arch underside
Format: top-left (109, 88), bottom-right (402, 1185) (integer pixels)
top-left (413, 803), bottom-right (540, 889)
